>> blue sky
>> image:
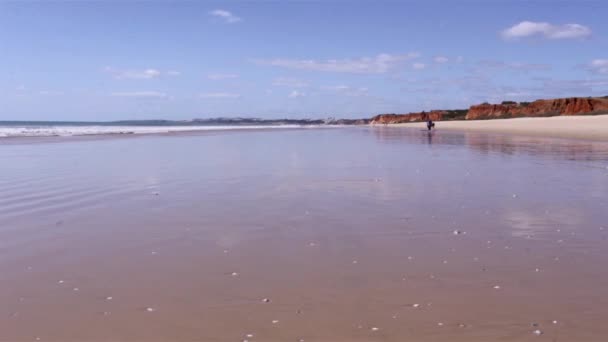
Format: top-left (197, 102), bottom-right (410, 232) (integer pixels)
top-left (1, 1), bottom-right (607, 121)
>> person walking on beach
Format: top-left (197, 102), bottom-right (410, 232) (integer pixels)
top-left (427, 118), bottom-right (435, 131)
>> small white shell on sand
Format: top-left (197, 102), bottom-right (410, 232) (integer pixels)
top-left (437, 322), bottom-right (444, 326)
top-left (245, 334), bottom-right (254, 338)
top-left (57, 280), bottom-right (65, 284)
top-left (412, 303), bottom-right (420, 308)
top-left (72, 287), bottom-right (79, 292)
top-left (146, 307), bottom-right (156, 312)
top-left (105, 296), bottom-right (113, 301)
top-left (493, 285), bottom-right (501, 290)
top-left (371, 327), bottom-right (379, 331)
top-left (552, 320), bottom-right (558, 324)
top-left (533, 329), bottom-right (543, 335)
top-left (262, 298), bottom-right (271, 303)
top-left (272, 320), bottom-right (279, 324)
top-left (231, 272), bottom-right (239, 277)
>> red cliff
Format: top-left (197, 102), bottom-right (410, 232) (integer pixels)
top-left (466, 97), bottom-right (608, 120)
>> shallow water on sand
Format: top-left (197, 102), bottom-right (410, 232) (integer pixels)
top-left (1, 127), bottom-right (608, 341)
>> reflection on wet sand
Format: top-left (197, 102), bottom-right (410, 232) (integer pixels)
top-left (1, 128), bottom-right (608, 341)
top-left (370, 126), bottom-right (608, 163)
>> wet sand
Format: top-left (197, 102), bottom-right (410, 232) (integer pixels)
top-left (390, 114), bottom-right (608, 141)
top-left (1, 128), bottom-right (608, 341)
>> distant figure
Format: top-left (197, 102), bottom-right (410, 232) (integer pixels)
top-left (427, 119), bottom-right (435, 131)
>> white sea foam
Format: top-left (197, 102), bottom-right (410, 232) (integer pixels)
top-left (0, 124), bottom-right (313, 138)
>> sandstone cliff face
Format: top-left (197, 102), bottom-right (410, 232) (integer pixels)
top-left (371, 111), bottom-right (445, 124)
top-left (466, 97), bottom-right (608, 120)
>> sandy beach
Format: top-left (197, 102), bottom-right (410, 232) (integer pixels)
top-left (1, 128), bottom-right (608, 341)
top-left (388, 115), bottom-right (608, 142)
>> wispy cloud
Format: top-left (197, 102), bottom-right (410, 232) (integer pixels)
top-left (501, 21), bottom-right (592, 40)
top-left (257, 53), bottom-right (419, 74)
top-left (288, 90), bottom-right (305, 98)
top-left (476, 60), bottom-right (551, 71)
top-left (412, 63), bottom-right (426, 70)
top-left (272, 77), bottom-right (308, 88)
top-left (588, 59), bottom-right (608, 74)
top-left (322, 85), bottom-right (368, 97)
top-left (104, 67), bottom-right (179, 80)
top-left (111, 91), bottom-right (168, 98)
top-left (39, 90), bottom-right (64, 96)
top-left (209, 9), bottom-right (241, 24)
top-left (322, 85), bottom-right (350, 91)
top-left (433, 56), bottom-right (449, 64)
top-left (207, 73), bottom-right (239, 80)
top-left (199, 92), bottom-right (241, 99)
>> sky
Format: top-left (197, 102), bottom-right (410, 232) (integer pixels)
top-left (1, 0), bottom-right (607, 121)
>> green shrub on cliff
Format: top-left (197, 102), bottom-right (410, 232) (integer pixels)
top-left (442, 109), bottom-right (468, 121)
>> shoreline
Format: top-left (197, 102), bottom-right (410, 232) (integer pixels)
top-left (0, 125), bottom-right (342, 145)
top-left (382, 114), bottom-right (608, 142)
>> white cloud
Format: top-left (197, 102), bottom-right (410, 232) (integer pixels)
top-left (199, 92), bottom-right (241, 99)
top-left (104, 67), bottom-right (178, 80)
top-left (477, 60), bottom-right (551, 71)
top-left (257, 53), bottom-right (419, 74)
top-left (111, 91), bottom-right (168, 98)
top-left (209, 9), bottom-right (241, 24)
top-left (288, 90), bottom-right (305, 98)
top-left (589, 59), bottom-right (608, 74)
top-left (501, 21), bottom-right (592, 40)
top-left (412, 63), bottom-right (426, 70)
top-left (207, 73), bottom-right (239, 80)
top-left (434, 56), bottom-right (449, 63)
top-left (39, 90), bottom-right (64, 95)
top-left (272, 77), bottom-right (308, 88)
top-left (322, 85), bottom-right (350, 91)
top-left (322, 85), bottom-right (368, 97)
